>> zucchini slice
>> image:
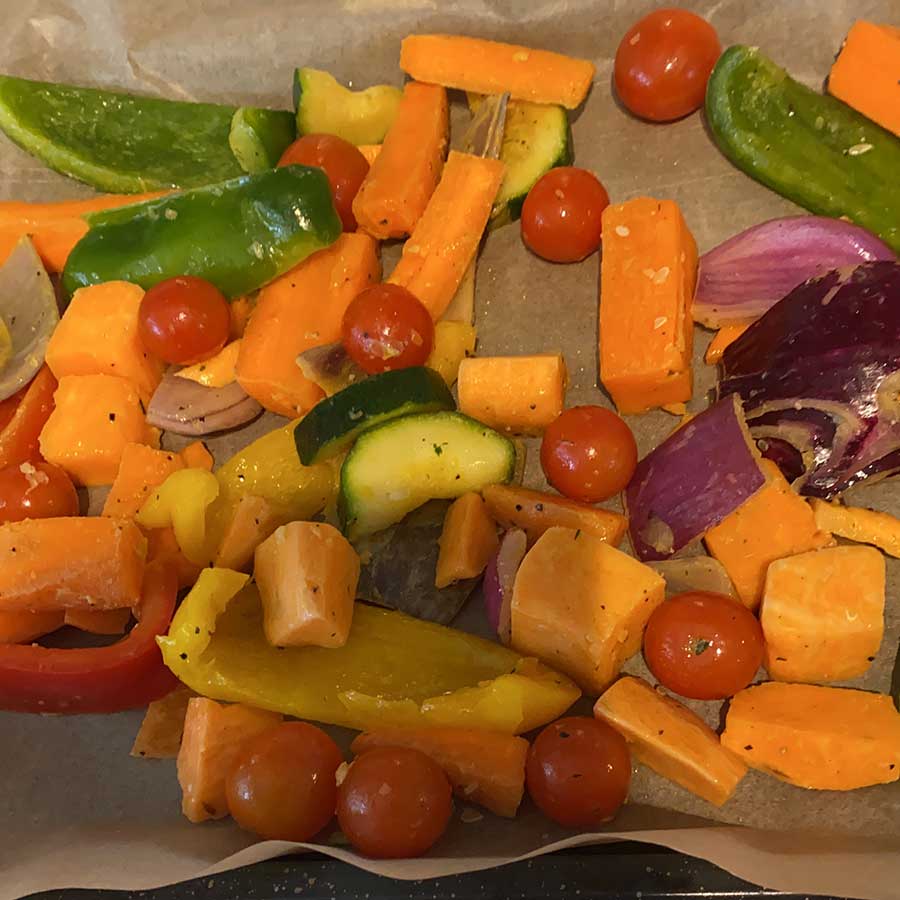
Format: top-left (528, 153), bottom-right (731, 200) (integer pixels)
top-left (293, 67), bottom-right (402, 146)
top-left (294, 366), bottom-right (454, 465)
top-left (229, 107), bottom-right (296, 173)
top-left (339, 411), bottom-right (516, 538)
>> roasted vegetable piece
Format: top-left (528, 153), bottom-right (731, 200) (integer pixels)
top-left (62, 166), bottom-right (342, 298)
top-left (145, 375), bottom-right (262, 437)
top-left (811, 500), bottom-right (900, 557)
top-left (0, 365), bottom-right (56, 469)
top-left (101, 444), bottom-right (185, 519)
top-left (706, 46), bottom-right (900, 253)
top-left (0, 562), bottom-right (177, 714)
top-left (625, 395), bottom-right (766, 562)
top-left (719, 262), bottom-right (900, 497)
top-left (131, 684), bottom-right (195, 760)
top-left (228, 107), bottom-right (296, 174)
top-left (721, 682), bottom-right (900, 790)
top-left (435, 492), bottom-right (499, 589)
top-left (159, 568), bottom-right (580, 734)
top-left (213, 495), bottom-right (280, 573)
top-left (483, 528), bottom-right (527, 644)
top-left (594, 676), bottom-right (747, 806)
top-left (760, 546), bottom-right (885, 683)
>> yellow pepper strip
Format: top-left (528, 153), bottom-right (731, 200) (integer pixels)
top-left (158, 568), bottom-right (580, 734)
top-left (175, 340), bottom-right (242, 388)
top-left (427, 321), bottom-right (477, 387)
top-left (136, 469), bottom-right (220, 565)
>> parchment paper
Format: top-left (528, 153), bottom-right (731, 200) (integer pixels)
top-left (1, 1), bottom-right (898, 898)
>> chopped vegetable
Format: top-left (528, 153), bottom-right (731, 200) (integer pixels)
top-left (649, 557), bottom-right (736, 598)
top-left (0, 460), bottom-right (78, 523)
top-left (145, 374), bottom-right (262, 436)
top-left (0, 561), bottom-right (177, 714)
top-left (228, 107), bottom-right (295, 174)
top-left (254, 521), bottom-right (360, 649)
top-left (427, 321), bottom-right (477, 387)
top-left (811, 499), bottom-right (900, 558)
top-left (295, 341), bottom-right (363, 397)
top-left (352, 82), bottom-right (448, 240)
top-left (457, 353), bottom-right (567, 434)
top-left (293, 67), bottom-right (402, 145)
top-left (180, 440), bottom-right (214, 471)
top-left (0, 365), bottom-right (56, 469)
top-left (339, 411), bottom-right (515, 539)
top-left (599, 197), bottom-right (697, 414)
top-left (694, 217), bottom-right (896, 328)
top-left (351, 727), bottom-right (528, 818)
top-left (236, 232), bottom-right (380, 418)
top-left (64, 608), bottom-right (131, 635)
top-left (435, 492), bottom-right (499, 589)
top-left (175, 340), bottom-right (241, 389)
top-left (482, 483), bottom-right (627, 546)
top-left (828, 21), bottom-right (900, 138)
top-left (706, 46), bottom-right (900, 254)
top-left (38, 373), bottom-right (159, 486)
top-left (704, 324), bottom-right (749, 365)
top-left (512, 526), bottom-right (665, 694)
top-left (760, 546), bottom-right (885, 683)
top-left (130, 684), bottom-right (195, 760)
top-left (146, 527), bottom-right (203, 591)
top-left (213, 495), bottom-right (279, 573)
top-left (0, 609), bottom-right (63, 644)
top-left (704, 460), bottom-right (833, 609)
top-left (177, 696), bottom-right (282, 823)
top-left (719, 262), bottom-right (900, 497)
top-left (101, 443), bottom-right (185, 519)
top-left (62, 165), bottom-right (342, 298)
top-left (399, 35), bottom-right (595, 109)
top-left (594, 676), bottom-right (747, 807)
top-left (0, 75), bottom-right (247, 191)
top-left (625, 395), bottom-right (766, 561)
top-left (721, 682), bottom-right (900, 790)
top-left (46, 281), bottom-right (163, 402)
top-left (159, 568), bottom-right (579, 734)
top-left (357, 144), bottom-right (381, 166)
top-left (482, 527), bottom-right (527, 644)
top-left (387, 151), bottom-right (505, 319)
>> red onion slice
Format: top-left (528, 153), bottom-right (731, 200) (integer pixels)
top-left (483, 528), bottom-right (527, 645)
top-left (146, 373), bottom-right (262, 436)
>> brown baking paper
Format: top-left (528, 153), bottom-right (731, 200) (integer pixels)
top-left (1, 0), bottom-right (898, 897)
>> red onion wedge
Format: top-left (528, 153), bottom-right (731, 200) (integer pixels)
top-left (483, 528), bottom-right (527, 645)
top-left (624, 395), bottom-right (767, 562)
top-left (695, 217), bottom-right (896, 328)
top-left (649, 557), bottom-right (736, 598)
top-left (146, 373), bottom-right (262, 436)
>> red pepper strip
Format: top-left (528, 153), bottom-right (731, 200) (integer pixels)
top-left (0, 562), bottom-right (179, 713)
top-left (0, 365), bottom-right (56, 469)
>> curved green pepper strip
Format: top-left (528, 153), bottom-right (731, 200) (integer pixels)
top-left (62, 165), bottom-right (342, 298)
top-left (158, 568), bottom-right (580, 734)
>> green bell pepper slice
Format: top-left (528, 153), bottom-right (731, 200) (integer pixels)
top-left (158, 568), bottom-right (580, 734)
top-left (62, 165), bottom-right (342, 298)
top-left (706, 46), bottom-right (900, 254)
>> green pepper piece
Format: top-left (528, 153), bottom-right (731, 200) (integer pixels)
top-left (229, 107), bottom-right (296, 174)
top-left (61, 165), bottom-right (342, 298)
top-left (706, 46), bottom-right (900, 254)
top-left (158, 568), bottom-right (580, 734)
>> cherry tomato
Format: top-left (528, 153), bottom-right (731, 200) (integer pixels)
top-left (341, 283), bottom-right (434, 375)
top-left (138, 276), bottom-right (231, 366)
top-left (540, 406), bottom-right (637, 503)
top-left (526, 716), bottom-right (630, 828)
top-left (278, 134), bottom-right (369, 231)
top-left (0, 460), bottom-right (79, 523)
top-left (643, 591), bottom-right (764, 700)
top-left (226, 722), bottom-right (343, 842)
top-left (614, 8), bottom-right (721, 122)
top-left (521, 167), bottom-right (609, 263)
top-left (336, 746), bottom-right (452, 858)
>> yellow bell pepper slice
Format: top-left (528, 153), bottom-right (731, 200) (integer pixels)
top-left (158, 568), bottom-right (580, 734)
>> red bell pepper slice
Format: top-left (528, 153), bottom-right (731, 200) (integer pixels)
top-left (0, 365), bottom-right (57, 469)
top-left (0, 562), bottom-right (179, 713)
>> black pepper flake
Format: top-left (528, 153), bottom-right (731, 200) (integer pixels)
top-left (535, 503), bottom-right (544, 511)
top-left (179, 652), bottom-right (188, 661)
top-left (658, 729), bottom-right (664, 736)
top-left (108, 412), bottom-right (117, 422)
top-left (529, 403), bottom-right (536, 411)
top-left (10, 547), bottom-right (15, 553)
top-left (574, 529), bottom-right (581, 540)
top-left (455, 474), bottom-right (461, 480)
top-left (312, 585), bottom-right (319, 593)
top-left (254, 518), bottom-right (261, 526)
top-left (571, 773), bottom-right (583, 779)
top-left (558, 730), bottom-right (570, 739)
top-left (515, 504), bottom-right (523, 512)
top-left (776, 656), bottom-right (787, 662)
top-left (867, 656), bottom-right (876, 662)
top-left (744, 744), bottom-right (753, 751)
top-left (194, 627), bottom-right (201, 635)
top-left (138, 751), bottom-right (146, 757)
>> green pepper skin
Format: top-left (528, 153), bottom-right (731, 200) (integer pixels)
top-left (61, 165), bottom-right (342, 298)
top-left (706, 46), bottom-right (900, 253)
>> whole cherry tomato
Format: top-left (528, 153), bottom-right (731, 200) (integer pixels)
top-left (0, 460), bottom-right (79, 523)
top-left (138, 276), bottom-right (231, 365)
top-left (526, 716), bottom-right (631, 828)
top-left (643, 591), bottom-right (764, 700)
top-left (341, 283), bottom-right (434, 374)
top-left (336, 746), bottom-right (452, 858)
top-left (541, 406), bottom-right (637, 503)
top-left (614, 8), bottom-right (721, 122)
top-left (226, 722), bottom-right (343, 842)
top-left (521, 167), bottom-right (610, 263)
top-left (278, 134), bottom-right (370, 231)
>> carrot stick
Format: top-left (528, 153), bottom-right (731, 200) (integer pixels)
top-left (352, 82), bottom-right (448, 240)
top-left (400, 35), bottom-right (595, 109)
top-left (387, 151), bottom-right (504, 319)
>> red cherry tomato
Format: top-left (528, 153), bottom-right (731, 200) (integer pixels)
top-left (226, 722), bottom-right (343, 842)
top-left (526, 716), bottom-right (630, 828)
top-left (540, 406), bottom-right (637, 503)
top-left (643, 591), bottom-right (764, 700)
top-left (521, 167), bottom-right (609, 263)
top-left (341, 283), bottom-right (434, 375)
top-left (614, 8), bottom-right (722, 122)
top-left (278, 134), bottom-right (369, 231)
top-left (336, 746), bottom-right (452, 858)
top-left (0, 461), bottom-right (79, 523)
top-left (138, 276), bottom-right (231, 366)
